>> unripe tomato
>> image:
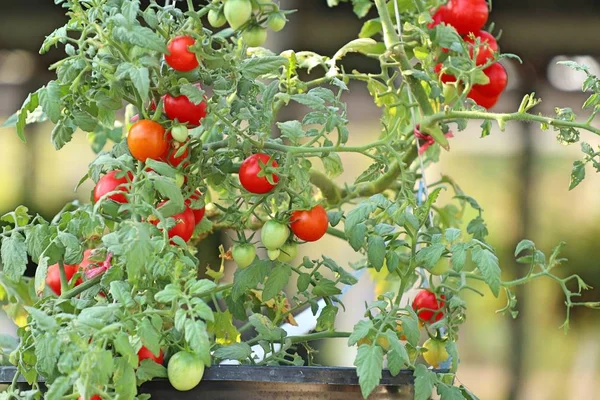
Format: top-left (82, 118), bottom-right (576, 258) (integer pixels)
top-left (127, 120), bottom-right (168, 162)
top-left (171, 125), bottom-right (189, 143)
top-left (93, 170), bottom-right (133, 204)
top-left (267, 13), bottom-right (286, 32)
top-left (46, 263), bottom-right (82, 296)
top-left (428, 257), bottom-right (451, 275)
top-left (160, 133), bottom-right (189, 167)
top-left (185, 190), bottom-right (206, 225)
top-left (164, 91), bottom-right (207, 128)
top-left (423, 338), bottom-right (450, 368)
top-left (242, 26), bottom-right (267, 47)
top-left (232, 244), bottom-right (256, 269)
top-left (208, 9), bottom-right (227, 28)
top-left (357, 337), bottom-right (372, 346)
top-left (464, 31), bottom-right (498, 66)
top-left (224, 0), bottom-right (253, 30)
top-left (290, 205), bottom-right (329, 242)
top-left (267, 249), bottom-right (281, 260)
top-left (138, 345), bottom-right (164, 365)
top-left (277, 242), bottom-right (298, 262)
top-left (239, 154), bottom-right (279, 194)
top-left (441, 0), bottom-right (488, 35)
top-left (375, 336), bottom-right (390, 351)
top-left (261, 220), bottom-right (289, 251)
top-left (175, 173), bottom-right (185, 188)
top-left (165, 36), bottom-right (199, 72)
top-left (168, 351), bottom-right (205, 391)
top-left (412, 290), bottom-right (445, 323)
top-left (152, 202), bottom-right (196, 243)
top-left (471, 62), bottom-right (508, 98)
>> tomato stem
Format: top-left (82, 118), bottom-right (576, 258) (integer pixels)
top-left (57, 260), bottom-right (69, 295)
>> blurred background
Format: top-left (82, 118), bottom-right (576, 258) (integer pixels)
top-left (1, 1), bottom-right (600, 399)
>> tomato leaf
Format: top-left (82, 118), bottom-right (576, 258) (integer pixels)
top-left (39, 81), bottom-right (62, 123)
top-left (15, 91), bottom-right (40, 142)
top-left (316, 304), bottom-right (338, 331)
top-left (348, 222), bottom-right (367, 251)
top-left (136, 359), bottom-right (167, 384)
top-left (354, 344), bottom-right (383, 399)
top-left (25, 306), bottom-right (56, 330)
top-left (110, 281), bottom-right (136, 308)
top-left (348, 319), bottom-right (373, 346)
top-left (450, 243), bottom-right (469, 272)
top-left (312, 278), bottom-right (341, 297)
top-left (180, 84), bottom-right (205, 105)
top-left (241, 56), bottom-right (288, 79)
top-left (385, 331), bottom-right (409, 375)
top-left (471, 245), bottom-right (501, 297)
top-left (139, 318), bottom-right (161, 356)
top-left (184, 319), bottom-right (211, 366)
top-left (367, 235), bottom-right (386, 271)
top-left (437, 383), bottom-right (465, 400)
top-left (45, 376), bottom-right (71, 400)
top-left (399, 314), bottom-right (420, 347)
top-left (114, 333), bottom-right (138, 368)
top-left (249, 314), bottom-right (286, 341)
top-left (214, 342), bottom-right (252, 361)
top-left (113, 357), bottom-right (137, 400)
top-left (466, 216), bottom-right (488, 240)
top-left (51, 118), bottom-right (76, 150)
top-left (416, 243), bottom-right (446, 268)
top-left (232, 260), bottom-right (270, 300)
top-left (514, 239), bottom-right (535, 257)
top-left (112, 25), bottom-right (168, 53)
top-left (122, 0), bottom-right (140, 23)
top-left (1, 232), bottom-right (28, 281)
top-left (569, 160), bottom-right (586, 190)
top-left (277, 120), bottom-right (305, 144)
top-left (35, 333), bottom-right (61, 376)
top-left (129, 66), bottom-right (151, 103)
top-left (414, 364), bottom-right (437, 400)
top-left (359, 19), bottom-right (382, 38)
top-left (262, 263), bottom-right (291, 301)
top-left (154, 283), bottom-right (181, 303)
top-left (322, 153), bottom-right (344, 178)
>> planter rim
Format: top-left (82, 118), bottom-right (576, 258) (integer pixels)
top-left (0, 365), bottom-right (416, 386)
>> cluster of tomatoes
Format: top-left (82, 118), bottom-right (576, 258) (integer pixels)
top-left (45, 249), bottom-right (112, 296)
top-left (411, 289), bottom-right (450, 368)
top-left (430, 0), bottom-right (508, 108)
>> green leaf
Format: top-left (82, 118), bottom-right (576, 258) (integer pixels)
top-left (24, 306), bottom-right (56, 330)
top-left (444, 228), bottom-right (461, 243)
top-left (45, 376), bottom-right (71, 400)
top-left (277, 120), bottom-right (305, 144)
top-left (322, 153), bottom-right (344, 178)
top-left (123, 223), bottom-right (153, 284)
top-left (354, 344), bottom-right (383, 399)
top-left (180, 84), bottom-right (205, 105)
top-left (114, 333), bottom-right (138, 368)
top-left (152, 175), bottom-right (184, 207)
top-left (187, 279), bottom-right (216, 296)
top-left (450, 243), bottom-right (468, 272)
top-left (399, 315), bottom-right (420, 347)
top-left (297, 273), bottom-right (311, 292)
top-left (191, 298), bottom-right (214, 322)
top-left (414, 364), bottom-right (437, 400)
top-left (214, 343), bottom-right (252, 361)
top-left (359, 19), bottom-right (382, 38)
top-left (139, 318), bottom-right (161, 356)
top-left (39, 81), bottom-right (62, 123)
top-left (241, 56), bottom-right (288, 79)
top-left (466, 216), bottom-right (488, 240)
top-left (110, 281), bottom-right (136, 308)
top-left (72, 109), bottom-right (97, 132)
top-left (352, 0), bottom-right (373, 17)
top-left (232, 260), bottom-right (270, 299)
top-left (155, 283), bottom-right (181, 303)
top-left (471, 245), bottom-right (501, 297)
top-left (437, 383), bottom-right (464, 400)
top-left (78, 305), bottom-right (119, 329)
top-left (129, 66), bottom-right (150, 103)
top-left (249, 314), bottom-right (286, 341)
top-left (1, 232), bottom-right (28, 281)
top-left (385, 331), bottom-right (409, 375)
top-left (345, 201), bottom-right (376, 232)
top-left (291, 93), bottom-right (325, 109)
top-left (136, 359), bottom-right (167, 384)
top-left (262, 263), bottom-right (291, 301)
top-left (416, 243), bottom-right (446, 268)
top-left (184, 319), bottom-right (211, 366)
top-left (112, 25), bottom-right (168, 53)
top-left (51, 118), bottom-right (76, 150)
top-left (25, 224), bottom-right (52, 261)
top-left (514, 239), bottom-right (535, 257)
top-left (316, 304), bottom-right (338, 331)
top-left (35, 333), bottom-right (61, 376)
top-left (16, 91), bottom-right (40, 142)
top-left (333, 38), bottom-right (385, 61)
top-left (312, 278), bottom-right (341, 297)
top-left (114, 357), bottom-right (137, 400)
top-left (569, 160), bottom-right (586, 190)
top-left (122, 0), bottom-right (140, 23)
top-left (348, 223), bottom-right (367, 251)
top-left (348, 319), bottom-right (373, 346)
top-left (446, 340), bottom-right (459, 372)
top-left (40, 26), bottom-right (68, 54)
top-left (367, 235), bottom-right (386, 271)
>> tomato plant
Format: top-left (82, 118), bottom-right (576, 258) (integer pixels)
top-left (2, 1), bottom-right (599, 399)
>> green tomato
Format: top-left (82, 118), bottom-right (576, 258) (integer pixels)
top-left (232, 244), bottom-right (256, 268)
top-left (224, 0), bottom-right (253, 30)
top-left (428, 257), bottom-right (451, 276)
top-left (175, 173), bottom-right (185, 188)
top-left (208, 9), bottom-right (227, 28)
top-left (422, 338), bottom-right (449, 368)
top-left (261, 220), bottom-right (289, 251)
top-left (267, 13), bottom-right (286, 32)
top-left (242, 26), bottom-right (267, 47)
top-left (267, 249), bottom-right (280, 260)
top-left (168, 351), bottom-right (205, 391)
top-left (277, 242), bottom-right (298, 262)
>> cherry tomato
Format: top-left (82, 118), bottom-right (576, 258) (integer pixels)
top-left (46, 263), bottom-right (82, 296)
top-left (164, 91), bottom-right (207, 128)
top-left (471, 62), bottom-right (507, 98)
top-left (412, 290), bottom-right (445, 323)
top-left (93, 170), bottom-right (132, 204)
top-left (171, 125), bottom-right (189, 143)
top-left (168, 351), bottom-right (205, 391)
top-left (277, 242), bottom-right (298, 262)
top-left (428, 257), bottom-right (451, 276)
top-left (78, 396), bottom-right (101, 400)
top-left (464, 30), bottom-right (498, 66)
top-left (267, 249), bottom-right (280, 260)
top-left (185, 190), bottom-right (206, 225)
top-left (261, 220), bottom-right (289, 251)
top-left (165, 36), bottom-right (199, 72)
top-left (128, 120), bottom-right (168, 162)
top-left (441, 0), bottom-right (489, 35)
top-left (290, 205), bottom-right (329, 242)
top-left (208, 9), bottom-right (227, 28)
top-left (224, 0), bottom-right (253, 30)
top-left (239, 154), bottom-right (279, 194)
top-left (268, 13), bottom-right (286, 32)
top-left (232, 244), bottom-right (256, 268)
top-left (160, 133), bottom-right (189, 167)
top-left (434, 63), bottom-right (456, 84)
top-left (467, 87), bottom-right (500, 109)
top-left (423, 338), bottom-right (450, 368)
top-left (152, 202), bottom-right (196, 243)
top-left (242, 26), bottom-right (267, 47)
top-left (138, 346), bottom-right (165, 365)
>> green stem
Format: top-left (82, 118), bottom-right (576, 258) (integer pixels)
top-left (60, 274), bottom-right (103, 299)
top-left (57, 260), bottom-right (69, 295)
top-left (288, 331), bottom-right (351, 344)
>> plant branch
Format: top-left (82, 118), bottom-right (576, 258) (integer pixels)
top-left (288, 331), bottom-right (351, 344)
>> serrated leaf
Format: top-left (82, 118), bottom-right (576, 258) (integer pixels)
top-left (114, 358), bottom-right (136, 400)
top-left (348, 223), bottom-right (367, 251)
top-left (51, 118), bottom-right (76, 150)
top-left (444, 228), bottom-right (461, 243)
top-left (277, 120), bottom-right (304, 144)
top-left (122, 0), bottom-right (140, 23)
top-left (45, 376), bottom-right (71, 400)
top-left (110, 281), bottom-right (136, 308)
top-left (25, 306), bottom-right (56, 330)
top-left (129, 66), bottom-right (150, 103)
top-left (471, 245), bottom-right (501, 297)
top-left (39, 81), bottom-right (62, 123)
top-left (514, 239), bottom-right (535, 257)
top-left (437, 384), bottom-right (464, 400)
top-left (114, 333), bottom-right (137, 368)
top-left (367, 235), bottom-right (386, 271)
top-left (1, 232), bottom-right (28, 281)
top-left (312, 278), bottom-right (341, 297)
top-left (232, 260), bottom-right (270, 300)
top-left (262, 263), bottom-right (291, 301)
top-left (414, 364), bottom-right (437, 400)
top-left (316, 304), bottom-right (338, 331)
top-left (322, 153), bottom-right (344, 178)
top-left (348, 319), bottom-right (373, 346)
top-left (249, 314), bottom-right (286, 341)
top-left (112, 25), bottom-right (167, 53)
top-left (180, 84), bottom-right (205, 105)
top-left (399, 315), bottom-right (419, 346)
top-left (136, 359), bottom-right (167, 384)
top-left (569, 160), bottom-right (586, 190)
top-left (214, 342), bottom-right (252, 361)
top-left (152, 175), bottom-right (184, 207)
top-left (184, 319), bottom-right (211, 366)
top-left (450, 243), bottom-right (468, 272)
top-left (354, 345), bottom-right (383, 399)
top-left (466, 216), bottom-right (488, 240)
top-left (154, 283), bottom-right (181, 303)
top-left (416, 243), bottom-right (446, 268)
top-left (241, 56), bottom-right (288, 79)
top-left (385, 331), bottom-right (409, 375)
top-left (138, 318), bottom-right (161, 356)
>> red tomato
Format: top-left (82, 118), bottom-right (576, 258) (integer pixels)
top-left (441, 0), bottom-right (488, 35)
top-left (128, 120), bottom-right (168, 162)
top-left (164, 92), bottom-right (207, 128)
top-left (467, 87), bottom-right (500, 109)
top-left (239, 154), bottom-right (279, 194)
top-left (434, 63), bottom-right (456, 84)
top-left (93, 170), bottom-right (132, 204)
top-left (185, 190), bottom-right (206, 225)
top-left (46, 263), bottom-right (82, 296)
top-left (78, 249), bottom-right (96, 271)
top-left (138, 345), bottom-right (165, 365)
top-left (412, 290), bottom-right (445, 323)
top-left (152, 202), bottom-right (196, 243)
top-left (78, 396), bottom-right (101, 400)
top-left (464, 31), bottom-right (498, 66)
top-left (428, 6), bottom-right (447, 29)
top-left (160, 133), bottom-right (189, 167)
top-left (290, 205), bottom-right (329, 242)
top-left (471, 62), bottom-right (507, 98)
top-left (165, 35), bottom-right (199, 72)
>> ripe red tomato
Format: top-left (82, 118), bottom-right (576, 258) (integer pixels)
top-left (93, 170), bottom-right (132, 204)
top-left (138, 345), bottom-right (165, 365)
top-left (239, 154), bottom-right (279, 194)
top-left (128, 120), bottom-right (168, 162)
top-left (464, 31), bottom-right (498, 66)
top-left (160, 133), bottom-right (189, 167)
top-left (434, 64), bottom-right (456, 84)
top-left (78, 249), bottom-right (96, 271)
top-left (290, 205), bottom-right (329, 242)
top-left (468, 88), bottom-right (500, 109)
top-left (440, 0), bottom-right (488, 35)
top-left (152, 202), bottom-right (196, 243)
top-left (46, 263), bottom-right (82, 296)
top-left (412, 290), bottom-right (445, 323)
top-left (472, 62), bottom-right (507, 98)
top-left (428, 5), bottom-right (447, 29)
top-left (164, 92), bottom-right (207, 127)
top-left (165, 35), bottom-right (199, 72)
top-left (78, 396), bottom-right (101, 400)
top-left (185, 190), bottom-right (205, 225)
